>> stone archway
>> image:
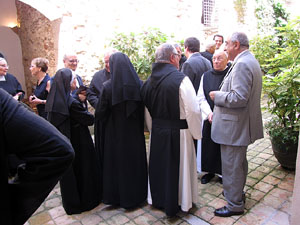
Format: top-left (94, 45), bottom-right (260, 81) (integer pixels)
top-left (15, 0), bottom-right (61, 96)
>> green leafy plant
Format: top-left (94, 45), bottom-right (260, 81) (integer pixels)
top-left (109, 28), bottom-right (176, 80)
top-left (255, 0), bottom-right (289, 35)
top-left (251, 18), bottom-right (300, 150)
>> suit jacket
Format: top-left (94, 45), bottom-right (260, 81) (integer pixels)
top-left (87, 69), bottom-right (111, 108)
top-left (181, 52), bottom-right (211, 93)
top-left (211, 50), bottom-right (264, 146)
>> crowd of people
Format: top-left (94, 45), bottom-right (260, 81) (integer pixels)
top-left (0, 31), bottom-right (264, 224)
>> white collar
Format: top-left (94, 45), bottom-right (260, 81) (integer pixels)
top-left (0, 75), bottom-right (6, 81)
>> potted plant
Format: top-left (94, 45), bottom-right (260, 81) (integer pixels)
top-left (251, 18), bottom-right (300, 169)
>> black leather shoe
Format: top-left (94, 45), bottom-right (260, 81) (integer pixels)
top-left (214, 206), bottom-right (243, 217)
top-left (201, 173), bottom-right (215, 184)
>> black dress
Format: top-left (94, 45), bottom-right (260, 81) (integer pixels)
top-left (46, 68), bottom-right (101, 214)
top-left (87, 69), bottom-right (111, 166)
top-left (34, 74), bottom-right (50, 119)
top-left (95, 52), bottom-right (147, 209)
top-left (0, 88), bottom-right (74, 225)
top-left (201, 67), bottom-right (229, 175)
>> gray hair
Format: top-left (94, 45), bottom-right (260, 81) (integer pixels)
top-left (104, 48), bottom-right (118, 58)
top-left (63, 52), bottom-right (77, 61)
top-left (213, 49), bottom-right (228, 58)
top-left (231, 32), bottom-right (249, 48)
top-left (205, 41), bottom-right (216, 50)
top-left (173, 43), bottom-right (180, 48)
top-left (0, 57), bottom-right (7, 64)
top-left (155, 43), bottom-right (177, 63)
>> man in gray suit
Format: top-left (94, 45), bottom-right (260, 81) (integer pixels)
top-left (209, 32), bottom-right (264, 217)
top-left (181, 37), bottom-right (212, 93)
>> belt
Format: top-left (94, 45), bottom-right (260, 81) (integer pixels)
top-left (152, 118), bottom-right (188, 129)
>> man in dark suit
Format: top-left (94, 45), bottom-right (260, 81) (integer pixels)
top-left (181, 37), bottom-right (212, 94)
top-left (181, 37), bottom-right (212, 153)
top-left (87, 48), bottom-right (117, 109)
top-left (209, 32), bottom-right (264, 217)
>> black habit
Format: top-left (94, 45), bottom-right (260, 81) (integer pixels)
top-left (0, 88), bottom-right (74, 225)
top-left (201, 67), bottom-right (229, 175)
top-left (87, 69), bottom-right (111, 165)
top-left (95, 52), bottom-right (147, 209)
top-left (141, 63), bottom-right (186, 217)
top-left (46, 68), bottom-right (101, 214)
top-left (0, 73), bottom-right (25, 100)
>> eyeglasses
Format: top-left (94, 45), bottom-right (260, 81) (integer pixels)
top-left (0, 64), bottom-right (9, 69)
top-left (68, 59), bottom-right (79, 63)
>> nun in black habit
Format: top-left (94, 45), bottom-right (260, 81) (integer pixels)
top-left (0, 88), bottom-right (74, 225)
top-left (95, 52), bottom-right (147, 209)
top-left (0, 57), bottom-right (25, 101)
top-left (45, 68), bottom-right (101, 215)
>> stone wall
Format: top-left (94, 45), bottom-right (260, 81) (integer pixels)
top-left (18, 0), bottom-right (206, 85)
top-left (15, 0), bottom-right (60, 96)
top-left (14, 0), bottom-right (297, 91)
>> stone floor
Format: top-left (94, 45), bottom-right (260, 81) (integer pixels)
top-left (25, 105), bottom-right (295, 225)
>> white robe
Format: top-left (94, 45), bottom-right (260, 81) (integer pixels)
top-left (145, 76), bottom-right (202, 212)
top-left (196, 76), bottom-right (212, 173)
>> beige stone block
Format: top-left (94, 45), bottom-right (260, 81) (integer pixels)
top-left (133, 213), bottom-right (157, 225)
top-left (80, 214), bottom-right (103, 225)
top-left (48, 206), bottom-right (66, 219)
top-left (209, 215), bottom-right (236, 225)
top-left (194, 206), bottom-right (215, 222)
top-left (254, 181), bottom-right (274, 193)
top-left (45, 197), bottom-right (61, 208)
top-left (28, 212), bottom-right (52, 225)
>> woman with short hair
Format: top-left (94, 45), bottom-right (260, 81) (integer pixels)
top-left (28, 57), bottom-right (51, 119)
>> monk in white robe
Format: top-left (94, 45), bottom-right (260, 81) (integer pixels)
top-left (141, 43), bottom-right (202, 216)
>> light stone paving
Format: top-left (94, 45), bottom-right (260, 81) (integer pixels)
top-left (25, 99), bottom-right (295, 225)
top-left (25, 135), bottom-right (294, 225)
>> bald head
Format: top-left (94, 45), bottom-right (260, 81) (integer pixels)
top-left (205, 41), bottom-right (216, 54)
top-left (63, 52), bottom-right (78, 71)
top-left (104, 48), bottom-right (118, 72)
top-left (212, 50), bottom-right (228, 71)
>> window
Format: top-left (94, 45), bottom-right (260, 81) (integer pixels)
top-left (202, 0), bottom-right (215, 27)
